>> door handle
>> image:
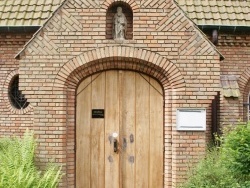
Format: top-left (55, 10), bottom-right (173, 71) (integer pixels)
top-left (114, 138), bottom-right (118, 153)
top-left (112, 132), bottom-right (119, 153)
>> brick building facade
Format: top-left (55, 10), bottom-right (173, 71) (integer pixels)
top-left (0, 0), bottom-right (249, 187)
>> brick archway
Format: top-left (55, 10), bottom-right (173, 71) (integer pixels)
top-left (238, 68), bottom-right (250, 120)
top-left (238, 68), bottom-right (250, 94)
top-left (54, 45), bottom-right (185, 186)
top-left (101, 0), bottom-right (139, 13)
top-left (54, 46), bottom-right (185, 90)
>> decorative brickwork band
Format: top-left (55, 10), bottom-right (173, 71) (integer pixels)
top-left (54, 46), bottom-right (186, 91)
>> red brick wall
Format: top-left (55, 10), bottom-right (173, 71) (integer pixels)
top-left (0, 33), bottom-right (34, 137)
top-left (0, 16), bottom-right (247, 188)
top-left (7, 0), bottom-right (222, 187)
top-left (217, 31), bottom-right (250, 125)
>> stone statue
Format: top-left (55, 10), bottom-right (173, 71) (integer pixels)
top-left (112, 7), bottom-right (127, 40)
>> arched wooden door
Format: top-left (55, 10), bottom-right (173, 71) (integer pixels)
top-left (76, 70), bottom-right (163, 188)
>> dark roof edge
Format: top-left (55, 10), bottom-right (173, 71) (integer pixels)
top-left (0, 26), bottom-right (40, 33)
top-left (198, 25), bottom-right (250, 32)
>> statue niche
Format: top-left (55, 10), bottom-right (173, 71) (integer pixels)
top-left (112, 7), bottom-right (127, 40)
top-left (106, 3), bottom-right (133, 40)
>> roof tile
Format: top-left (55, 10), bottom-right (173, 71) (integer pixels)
top-left (176, 0), bottom-right (250, 27)
top-left (0, 0), bottom-right (64, 26)
top-left (203, 0), bottom-right (209, 6)
top-left (0, 0), bottom-right (249, 27)
top-left (209, 0), bottom-right (217, 6)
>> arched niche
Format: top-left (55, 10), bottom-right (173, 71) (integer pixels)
top-left (106, 2), bottom-right (133, 40)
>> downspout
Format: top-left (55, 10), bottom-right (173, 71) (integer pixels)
top-left (212, 29), bottom-right (218, 45)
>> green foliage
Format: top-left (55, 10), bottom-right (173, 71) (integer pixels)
top-left (0, 130), bottom-right (62, 188)
top-left (180, 148), bottom-right (240, 188)
top-left (221, 123), bottom-right (250, 177)
top-left (179, 123), bottom-right (250, 188)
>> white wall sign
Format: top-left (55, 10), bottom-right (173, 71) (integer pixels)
top-left (176, 108), bottom-right (206, 131)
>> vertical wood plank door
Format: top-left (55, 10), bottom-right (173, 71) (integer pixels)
top-left (76, 70), bottom-right (163, 188)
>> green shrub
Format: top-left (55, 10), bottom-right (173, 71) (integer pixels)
top-left (180, 148), bottom-right (239, 188)
top-left (179, 123), bottom-right (250, 188)
top-left (221, 123), bottom-right (250, 178)
top-left (0, 130), bottom-right (62, 188)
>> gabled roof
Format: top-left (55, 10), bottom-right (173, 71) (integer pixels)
top-left (176, 0), bottom-right (250, 27)
top-left (0, 0), bottom-right (249, 27)
top-left (0, 0), bottom-right (64, 26)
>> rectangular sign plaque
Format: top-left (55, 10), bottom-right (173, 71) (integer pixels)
top-left (176, 108), bottom-right (206, 131)
top-left (92, 109), bottom-right (105, 118)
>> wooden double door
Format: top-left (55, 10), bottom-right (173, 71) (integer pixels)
top-left (76, 70), bottom-right (163, 188)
